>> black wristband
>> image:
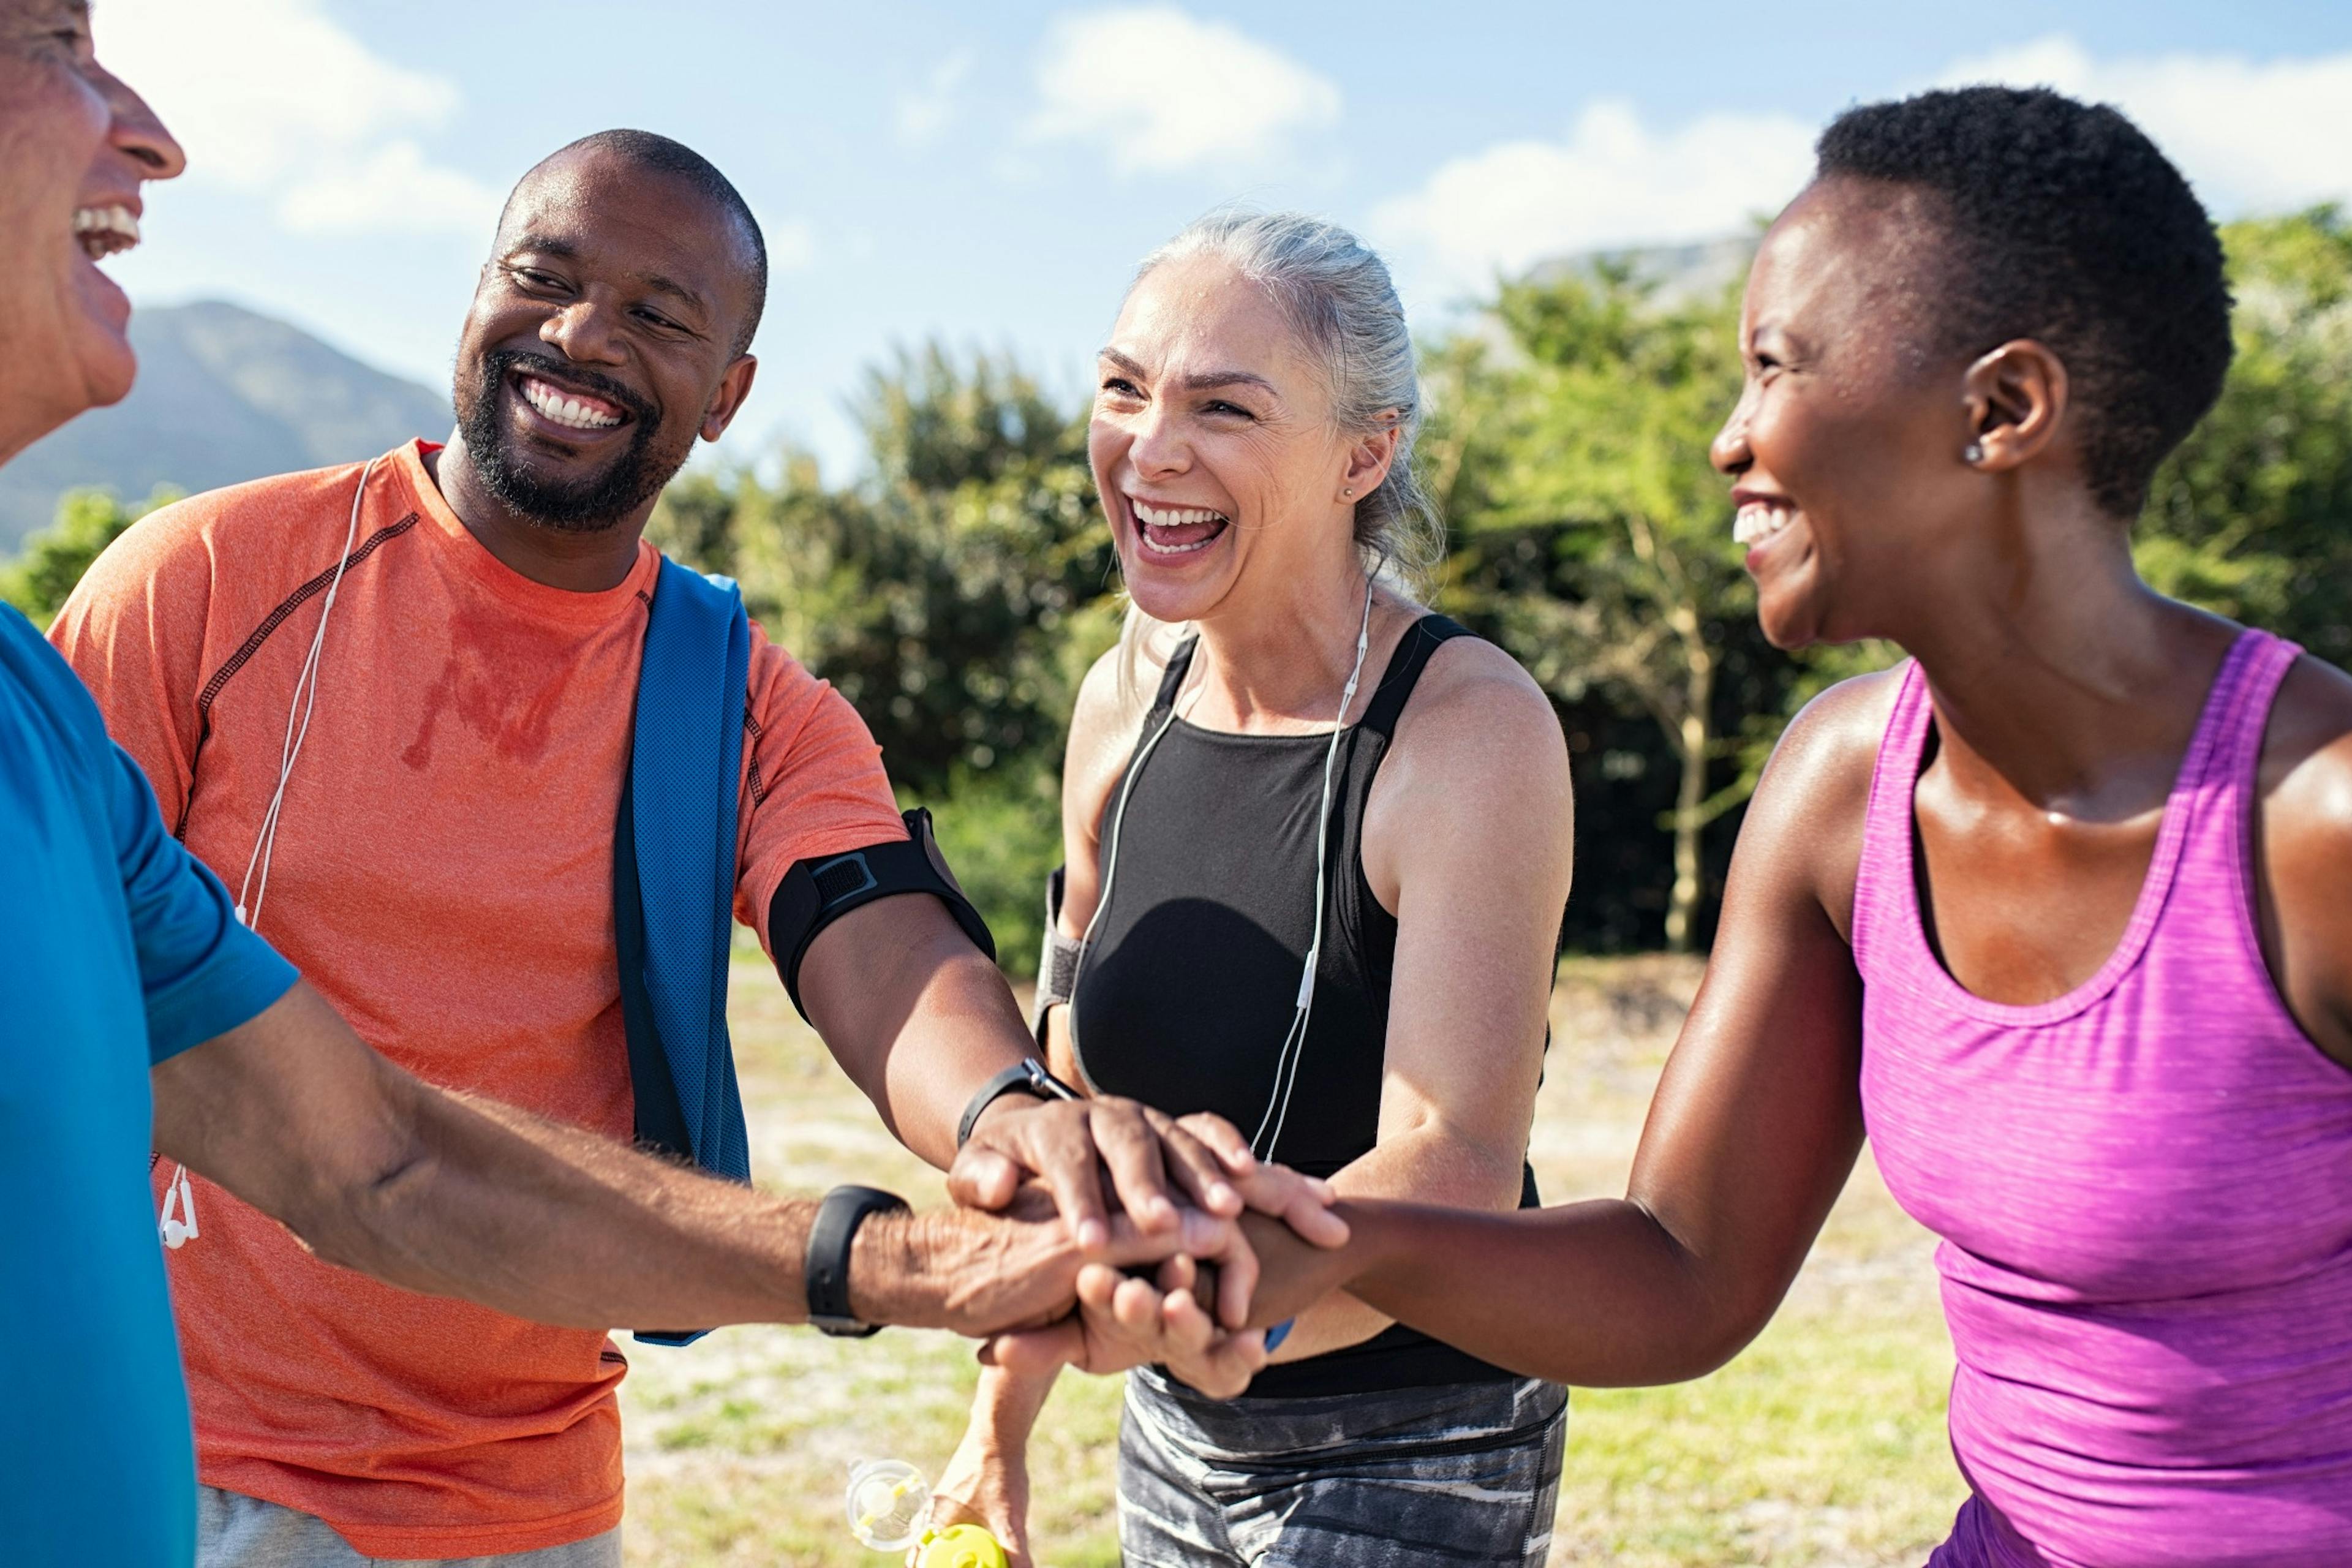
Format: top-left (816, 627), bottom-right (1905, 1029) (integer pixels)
top-left (956, 1058), bottom-right (1082, 1149)
top-left (804, 1185), bottom-right (908, 1338)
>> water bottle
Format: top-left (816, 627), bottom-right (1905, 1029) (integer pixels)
top-left (844, 1458), bottom-right (1008, 1568)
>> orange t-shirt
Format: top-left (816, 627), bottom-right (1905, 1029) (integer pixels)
top-left (51, 440), bottom-right (907, 1559)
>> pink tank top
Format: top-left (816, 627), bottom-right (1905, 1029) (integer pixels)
top-left (1853, 630), bottom-right (2352, 1568)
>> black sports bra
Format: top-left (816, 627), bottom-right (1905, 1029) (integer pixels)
top-left (1071, 614), bottom-right (1540, 1398)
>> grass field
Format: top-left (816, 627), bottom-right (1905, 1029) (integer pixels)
top-left (617, 954), bottom-right (1962, 1566)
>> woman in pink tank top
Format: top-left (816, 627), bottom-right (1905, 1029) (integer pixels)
top-left (1056, 86), bottom-right (2352, 1568)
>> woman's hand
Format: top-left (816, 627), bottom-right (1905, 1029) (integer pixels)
top-left (989, 1251), bottom-right (1298, 1398)
top-left (920, 1420), bottom-right (1035, 1568)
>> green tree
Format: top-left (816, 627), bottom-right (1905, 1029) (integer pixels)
top-left (649, 344), bottom-right (1121, 968)
top-left (1432, 269), bottom-right (1760, 951)
top-left (1, 486), bottom-right (183, 628)
top-left (2139, 206), bottom-right (2352, 662)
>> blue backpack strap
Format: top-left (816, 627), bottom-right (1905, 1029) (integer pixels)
top-left (619, 556), bottom-right (753, 1347)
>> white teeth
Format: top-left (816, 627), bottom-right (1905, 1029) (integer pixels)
top-left (1733, 502), bottom-right (1793, 548)
top-left (519, 378), bottom-right (624, 430)
top-left (1130, 497), bottom-right (1230, 530)
top-left (71, 205), bottom-right (139, 260)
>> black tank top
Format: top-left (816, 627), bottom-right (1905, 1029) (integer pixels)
top-left (1072, 612), bottom-right (1538, 1397)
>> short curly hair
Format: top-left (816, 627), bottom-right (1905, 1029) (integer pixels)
top-left (1815, 86), bottom-right (2233, 519)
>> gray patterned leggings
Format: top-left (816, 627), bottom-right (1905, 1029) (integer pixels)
top-left (1117, 1370), bottom-right (1569, 1566)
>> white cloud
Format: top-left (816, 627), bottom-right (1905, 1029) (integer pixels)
top-left (1029, 6), bottom-right (1341, 175)
top-left (1932, 36), bottom-right (2352, 213)
top-left (96, 0), bottom-right (497, 238)
top-left (1372, 100), bottom-right (1814, 295)
top-left (897, 51), bottom-right (974, 148)
top-left (276, 141), bottom-right (500, 238)
top-left (1373, 38), bottom-right (2352, 301)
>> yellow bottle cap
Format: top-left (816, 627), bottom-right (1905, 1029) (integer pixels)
top-left (916, 1523), bottom-right (1008, 1568)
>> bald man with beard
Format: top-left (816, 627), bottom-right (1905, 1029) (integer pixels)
top-left (1, 10), bottom-right (1326, 1566)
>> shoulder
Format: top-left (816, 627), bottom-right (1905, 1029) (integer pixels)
top-left (124, 461), bottom-right (376, 560)
top-left (2249, 651), bottom-right (2352, 1055)
top-left (1068, 626), bottom-right (1177, 753)
top-left (66, 460), bottom-right (380, 626)
top-left (1379, 629), bottom-right (1568, 812)
top-left (1730, 665), bottom-right (1906, 929)
top-left (2258, 652), bottom-right (2352, 856)
top-left (744, 620), bottom-right (880, 752)
top-left (1389, 628), bottom-right (1562, 758)
top-left (0, 605), bottom-right (105, 753)
top-left (1756, 665), bottom-right (1904, 807)
top-left (1063, 625), bottom-right (1177, 827)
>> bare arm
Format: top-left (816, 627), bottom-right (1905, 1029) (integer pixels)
top-left (1240, 680), bottom-right (1882, 1383)
top-left (2254, 655), bottom-right (2352, 1065)
top-left (803, 888), bottom-right (1336, 1267)
top-left (151, 981), bottom-right (1237, 1336)
top-left (1270, 643), bottom-right (1570, 1361)
top-left (797, 891), bottom-right (1039, 1174)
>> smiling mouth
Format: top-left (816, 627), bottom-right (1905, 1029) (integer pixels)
top-left (512, 371), bottom-right (630, 433)
top-left (1128, 495), bottom-right (1231, 557)
top-left (1733, 499), bottom-right (1795, 549)
top-left (73, 205), bottom-right (140, 263)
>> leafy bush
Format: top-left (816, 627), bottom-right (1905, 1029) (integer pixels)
top-left (1, 486), bottom-right (181, 628)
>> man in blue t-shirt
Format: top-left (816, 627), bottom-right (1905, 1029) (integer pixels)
top-left (2, 603), bottom-right (304, 1564)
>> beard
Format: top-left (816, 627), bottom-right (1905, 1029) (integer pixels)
top-left (453, 347), bottom-right (692, 532)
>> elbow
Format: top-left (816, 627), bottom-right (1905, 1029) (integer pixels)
top-left (296, 1148), bottom-right (439, 1278)
top-left (1607, 1217), bottom-right (1789, 1387)
top-left (1648, 1301), bottom-right (1774, 1385)
top-left (274, 1099), bottom-right (440, 1283)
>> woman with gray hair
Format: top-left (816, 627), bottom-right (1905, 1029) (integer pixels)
top-left (928, 211), bottom-right (1577, 1566)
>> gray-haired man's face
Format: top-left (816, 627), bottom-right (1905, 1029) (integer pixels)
top-left (0, 0), bottom-right (184, 464)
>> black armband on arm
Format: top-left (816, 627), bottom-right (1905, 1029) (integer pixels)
top-left (767, 807), bottom-right (997, 1019)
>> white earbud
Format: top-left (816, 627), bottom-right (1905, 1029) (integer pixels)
top-left (159, 1164), bottom-right (198, 1250)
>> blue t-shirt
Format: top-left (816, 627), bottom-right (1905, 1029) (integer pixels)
top-left (0, 606), bottom-right (297, 1567)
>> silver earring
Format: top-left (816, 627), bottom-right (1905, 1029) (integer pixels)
top-left (1963, 442), bottom-right (1984, 464)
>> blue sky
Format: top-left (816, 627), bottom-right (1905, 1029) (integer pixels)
top-left (94, 1), bottom-right (2352, 480)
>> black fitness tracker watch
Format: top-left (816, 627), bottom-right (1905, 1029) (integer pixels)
top-left (804, 1184), bottom-right (909, 1338)
top-left (956, 1058), bottom-right (1082, 1149)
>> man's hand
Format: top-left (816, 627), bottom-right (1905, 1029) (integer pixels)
top-left (951, 1102), bottom-right (1348, 1322)
top-left (851, 1186), bottom-right (1250, 1338)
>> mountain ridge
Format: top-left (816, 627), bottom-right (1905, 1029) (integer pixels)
top-left (2, 301), bottom-right (451, 551)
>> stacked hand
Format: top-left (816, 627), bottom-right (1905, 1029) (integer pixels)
top-left (946, 1096), bottom-right (1351, 1341)
top-left (904, 1101), bottom-right (1353, 1566)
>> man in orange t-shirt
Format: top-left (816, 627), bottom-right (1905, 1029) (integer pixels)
top-left (53, 130), bottom-right (1295, 1567)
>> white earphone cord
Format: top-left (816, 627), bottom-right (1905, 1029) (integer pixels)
top-left (235, 456), bottom-right (375, 930)
top-left (1071, 574), bottom-right (1379, 1163)
top-left (1251, 574), bottom-right (1375, 1161)
top-left (172, 462), bottom-right (374, 1253)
